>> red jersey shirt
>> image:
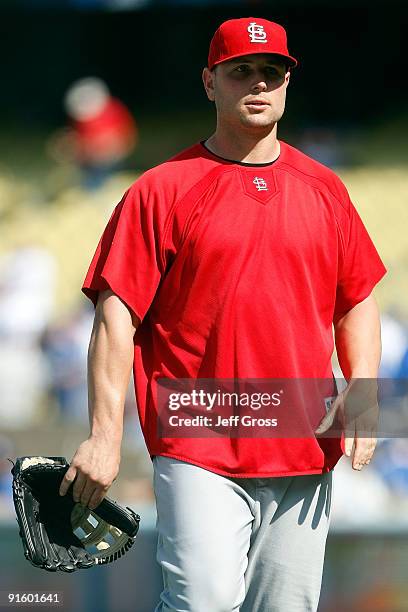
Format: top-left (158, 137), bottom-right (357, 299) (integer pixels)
top-left (82, 140), bottom-right (387, 477)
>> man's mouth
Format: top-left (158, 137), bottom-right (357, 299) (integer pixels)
top-left (245, 100), bottom-right (270, 108)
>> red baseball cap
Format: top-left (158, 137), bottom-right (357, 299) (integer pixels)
top-left (208, 17), bottom-right (298, 70)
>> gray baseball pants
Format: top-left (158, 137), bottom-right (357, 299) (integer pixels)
top-left (153, 456), bottom-right (332, 612)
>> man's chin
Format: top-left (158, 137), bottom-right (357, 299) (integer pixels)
top-left (239, 115), bottom-right (278, 130)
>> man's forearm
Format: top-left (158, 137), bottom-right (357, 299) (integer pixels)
top-left (318, 293), bottom-right (382, 467)
top-left (87, 293), bottom-right (137, 446)
top-left (334, 294), bottom-right (381, 381)
top-left (59, 291), bottom-right (138, 508)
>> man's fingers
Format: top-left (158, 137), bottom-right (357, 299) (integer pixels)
top-left (59, 466), bottom-right (77, 496)
top-left (88, 490), bottom-right (105, 511)
top-left (352, 434), bottom-right (377, 470)
top-left (68, 474), bottom-right (107, 509)
top-left (370, 432), bottom-right (378, 452)
top-left (344, 437), bottom-right (355, 458)
top-left (78, 484), bottom-right (99, 508)
top-left (72, 472), bottom-right (87, 503)
top-left (344, 420), bottom-right (356, 457)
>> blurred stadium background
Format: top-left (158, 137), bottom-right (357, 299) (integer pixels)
top-left (1, 0), bottom-right (408, 610)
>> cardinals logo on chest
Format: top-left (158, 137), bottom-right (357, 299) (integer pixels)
top-left (253, 177), bottom-right (268, 191)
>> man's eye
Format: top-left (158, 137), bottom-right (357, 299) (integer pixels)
top-left (266, 67), bottom-right (281, 76)
top-left (231, 65), bottom-right (285, 78)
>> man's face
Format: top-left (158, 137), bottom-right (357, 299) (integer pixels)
top-left (202, 54), bottom-right (290, 131)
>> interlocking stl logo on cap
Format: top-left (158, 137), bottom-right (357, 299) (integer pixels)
top-left (208, 17), bottom-right (298, 71)
top-left (247, 22), bottom-right (268, 44)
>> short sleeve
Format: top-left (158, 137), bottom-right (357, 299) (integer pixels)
top-left (334, 198), bottom-right (387, 321)
top-left (81, 181), bottom-right (167, 324)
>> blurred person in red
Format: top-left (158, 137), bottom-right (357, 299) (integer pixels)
top-left (63, 77), bottom-right (137, 189)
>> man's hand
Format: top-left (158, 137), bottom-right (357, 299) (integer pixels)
top-left (59, 435), bottom-right (120, 510)
top-left (315, 379), bottom-right (379, 471)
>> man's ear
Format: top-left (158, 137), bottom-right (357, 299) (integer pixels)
top-left (202, 67), bottom-right (216, 102)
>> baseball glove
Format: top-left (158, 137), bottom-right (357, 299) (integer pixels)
top-left (10, 455), bottom-right (140, 572)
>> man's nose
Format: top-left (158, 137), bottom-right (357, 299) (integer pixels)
top-left (250, 78), bottom-right (268, 93)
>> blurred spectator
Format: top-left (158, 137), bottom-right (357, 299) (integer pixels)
top-left (297, 126), bottom-right (344, 167)
top-left (52, 77), bottom-right (138, 190)
top-left (331, 456), bottom-right (393, 526)
top-left (379, 308), bottom-right (408, 378)
top-left (0, 435), bottom-right (15, 519)
top-left (0, 245), bottom-right (56, 340)
top-left (41, 303), bottom-right (94, 422)
top-left (41, 301), bottom-right (148, 452)
top-left (397, 346), bottom-right (408, 379)
top-left (0, 246), bottom-right (56, 429)
top-left (372, 438), bottom-right (408, 499)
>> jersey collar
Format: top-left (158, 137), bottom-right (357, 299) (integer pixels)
top-left (200, 139), bottom-right (282, 167)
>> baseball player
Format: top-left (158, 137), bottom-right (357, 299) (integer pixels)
top-left (59, 17), bottom-right (387, 611)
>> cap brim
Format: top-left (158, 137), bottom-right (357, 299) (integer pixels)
top-left (210, 51), bottom-right (298, 70)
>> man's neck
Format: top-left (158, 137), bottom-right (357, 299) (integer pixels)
top-left (205, 124), bottom-right (280, 164)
